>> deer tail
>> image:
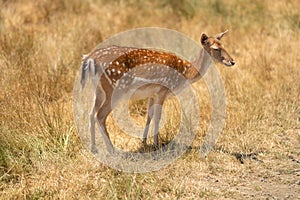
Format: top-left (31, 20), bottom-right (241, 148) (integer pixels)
top-left (80, 56), bottom-right (96, 90)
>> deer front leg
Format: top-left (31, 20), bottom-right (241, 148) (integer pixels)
top-left (152, 90), bottom-right (168, 149)
top-left (153, 103), bottom-right (163, 149)
top-left (142, 98), bottom-right (154, 144)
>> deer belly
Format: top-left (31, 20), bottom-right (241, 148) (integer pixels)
top-left (130, 85), bottom-right (163, 100)
top-left (114, 76), bottom-right (185, 100)
top-left (116, 76), bottom-right (166, 99)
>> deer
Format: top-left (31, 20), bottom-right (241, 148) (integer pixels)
top-left (80, 30), bottom-right (235, 154)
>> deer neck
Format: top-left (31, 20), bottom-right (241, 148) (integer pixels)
top-left (187, 48), bottom-right (211, 83)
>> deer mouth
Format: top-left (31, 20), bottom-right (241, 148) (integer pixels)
top-left (222, 59), bottom-right (235, 67)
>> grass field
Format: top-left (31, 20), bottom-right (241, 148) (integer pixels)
top-left (0, 0), bottom-right (299, 199)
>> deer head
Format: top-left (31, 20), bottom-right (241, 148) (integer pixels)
top-left (201, 30), bottom-right (235, 67)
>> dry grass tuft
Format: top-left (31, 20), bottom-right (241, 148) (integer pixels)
top-left (0, 0), bottom-right (299, 199)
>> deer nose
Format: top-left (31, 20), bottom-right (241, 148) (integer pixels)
top-left (230, 60), bottom-right (235, 66)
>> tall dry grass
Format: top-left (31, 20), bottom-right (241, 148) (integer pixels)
top-left (0, 0), bottom-right (299, 199)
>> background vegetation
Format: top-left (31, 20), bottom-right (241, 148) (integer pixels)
top-left (0, 0), bottom-right (299, 199)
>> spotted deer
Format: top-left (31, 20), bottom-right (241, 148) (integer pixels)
top-left (80, 30), bottom-right (235, 154)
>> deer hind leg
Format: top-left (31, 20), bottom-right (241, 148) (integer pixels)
top-left (90, 107), bottom-right (97, 153)
top-left (95, 98), bottom-right (114, 154)
top-left (142, 98), bottom-right (154, 144)
top-left (90, 88), bottom-right (105, 153)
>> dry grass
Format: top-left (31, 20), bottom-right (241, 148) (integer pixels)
top-left (0, 0), bottom-right (299, 199)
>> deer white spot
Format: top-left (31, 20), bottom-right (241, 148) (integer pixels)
top-left (116, 61), bottom-right (119, 65)
top-left (122, 63), bottom-right (126, 67)
top-left (178, 59), bottom-right (182, 63)
top-left (182, 67), bottom-right (187, 74)
top-left (112, 68), bottom-right (115, 73)
top-left (117, 70), bottom-right (122, 74)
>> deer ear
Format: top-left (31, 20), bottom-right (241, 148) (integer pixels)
top-left (214, 30), bottom-right (228, 40)
top-left (201, 33), bottom-right (209, 45)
